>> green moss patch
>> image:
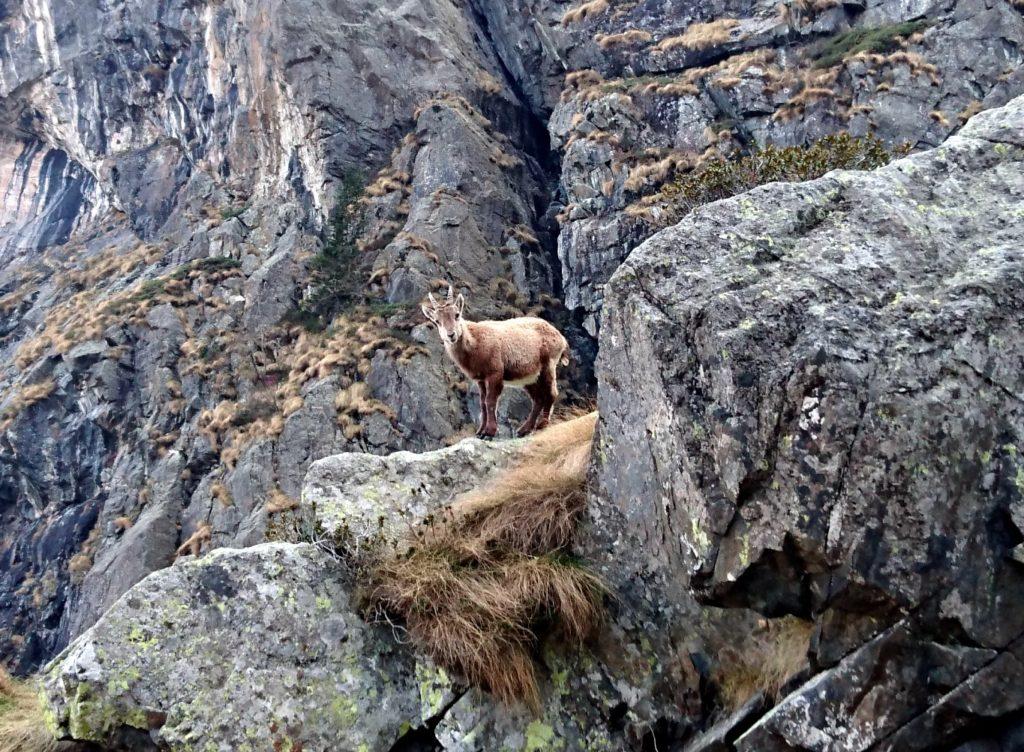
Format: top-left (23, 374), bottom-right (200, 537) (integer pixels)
top-left (812, 20), bottom-right (930, 68)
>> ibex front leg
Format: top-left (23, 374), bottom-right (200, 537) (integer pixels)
top-left (481, 374), bottom-right (503, 439)
top-left (475, 379), bottom-right (488, 438)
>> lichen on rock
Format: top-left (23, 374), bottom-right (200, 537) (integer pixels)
top-left (595, 93), bottom-right (1024, 750)
top-left (43, 543), bottom-right (426, 751)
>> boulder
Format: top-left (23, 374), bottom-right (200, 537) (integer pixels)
top-left (42, 439), bottom-right (665, 750)
top-left (595, 94), bottom-right (1024, 748)
top-left (43, 543), bottom-right (428, 750)
top-left (303, 438), bottom-right (523, 547)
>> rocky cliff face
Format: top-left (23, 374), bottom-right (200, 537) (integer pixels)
top-left (1, 0), bottom-right (1022, 729)
top-left (0, 0), bottom-right (558, 673)
top-left (37, 92), bottom-right (1024, 752)
top-left (595, 93), bottom-right (1024, 750)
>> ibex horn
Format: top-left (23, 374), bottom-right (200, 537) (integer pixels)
top-left (427, 292), bottom-right (438, 307)
top-left (446, 284), bottom-right (454, 301)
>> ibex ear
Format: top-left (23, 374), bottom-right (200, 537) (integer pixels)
top-left (454, 293), bottom-right (466, 316)
top-left (421, 303), bottom-right (437, 324)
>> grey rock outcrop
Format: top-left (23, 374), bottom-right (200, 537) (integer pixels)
top-left (44, 543), bottom-right (427, 751)
top-left (41, 438), bottom-right (678, 751)
top-left (3, 0), bottom-right (1024, 731)
top-left (595, 94), bottom-right (1024, 749)
top-left (537, 0), bottom-right (1024, 330)
top-left (304, 437), bottom-right (523, 547)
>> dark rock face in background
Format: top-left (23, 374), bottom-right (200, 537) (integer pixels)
top-left (595, 95), bottom-right (1024, 750)
top-left (0, 0), bottom-right (559, 673)
top-left (0, 0), bottom-right (1022, 729)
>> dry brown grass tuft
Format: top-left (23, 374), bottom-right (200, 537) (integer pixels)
top-left (66, 554), bottom-right (92, 579)
top-left (651, 81), bottom-right (700, 97)
top-left (211, 481), bottom-right (232, 508)
top-left (175, 522), bottom-right (212, 558)
top-left (0, 668), bottom-right (62, 752)
top-left (712, 616), bottom-right (813, 712)
top-left (66, 525), bottom-right (99, 584)
top-left (506, 225), bottom-right (540, 248)
top-left (958, 99), bottom-right (983, 123)
top-left (595, 29), bottom-right (653, 49)
top-left (624, 152), bottom-right (698, 192)
top-left (489, 146), bottom-right (522, 169)
top-left (367, 411), bottom-right (602, 708)
top-left (564, 69), bottom-right (604, 90)
top-left (0, 380), bottom-right (56, 433)
top-left (267, 489), bottom-right (299, 515)
top-left (335, 382), bottom-right (396, 440)
top-left (475, 69), bottom-right (503, 95)
top-left (561, 0), bottom-right (610, 25)
top-left (655, 19), bottom-right (741, 52)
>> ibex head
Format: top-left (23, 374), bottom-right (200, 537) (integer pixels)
top-left (421, 285), bottom-right (466, 346)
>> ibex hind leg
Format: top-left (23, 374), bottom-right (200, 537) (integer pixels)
top-left (531, 362), bottom-right (558, 433)
top-left (518, 384), bottom-right (546, 437)
top-left (480, 375), bottom-right (503, 439)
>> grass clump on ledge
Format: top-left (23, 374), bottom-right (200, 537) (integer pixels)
top-left (366, 410), bottom-right (602, 708)
top-left (0, 668), bottom-right (62, 752)
top-left (711, 616), bottom-right (813, 712)
top-left (812, 20), bottom-right (929, 68)
top-left (662, 132), bottom-right (908, 221)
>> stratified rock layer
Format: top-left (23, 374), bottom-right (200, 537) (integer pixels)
top-left (595, 94), bottom-right (1024, 750)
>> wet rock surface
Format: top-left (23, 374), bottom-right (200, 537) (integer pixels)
top-left (596, 94), bottom-right (1024, 750)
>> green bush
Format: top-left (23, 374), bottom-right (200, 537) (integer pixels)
top-left (220, 204), bottom-right (249, 220)
top-left (366, 301), bottom-right (412, 318)
top-left (135, 278), bottom-right (166, 301)
top-left (294, 170), bottom-right (366, 329)
top-left (662, 132), bottom-right (908, 220)
top-left (812, 21), bottom-right (929, 68)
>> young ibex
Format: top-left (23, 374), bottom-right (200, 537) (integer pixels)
top-left (422, 286), bottom-right (569, 438)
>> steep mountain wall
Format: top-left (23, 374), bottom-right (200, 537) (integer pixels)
top-left (595, 93), bottom-right (1024, 751)
top-left (38, 93), bottom-right (1024, 751)
top-left (0, 0), bottom-right (559, 673)
top-left (2, 0), bottom-right (1023, 683)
